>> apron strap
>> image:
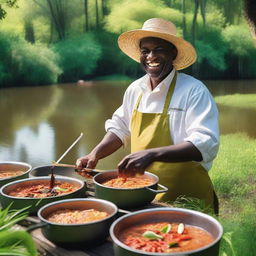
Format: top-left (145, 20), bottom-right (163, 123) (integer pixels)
top-left (134, 93), bottom-right (143, 110)
top-left (162, 72), bottom-right (177, 115)
top-left (134, 72), bottom-right (177, 113)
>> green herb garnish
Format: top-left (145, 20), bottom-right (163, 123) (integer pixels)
top-left (161, 223), bottom-right (172, 234)
top-left (142, 231), bottom-right (163, 240)
top-left (169, 241), bottom-right (178, 248)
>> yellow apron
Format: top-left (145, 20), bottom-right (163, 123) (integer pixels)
top-left (131, 73), bottom-right (218, 212)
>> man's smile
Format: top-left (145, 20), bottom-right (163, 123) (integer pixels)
top-left (146, 61), bottom-right (161, 67)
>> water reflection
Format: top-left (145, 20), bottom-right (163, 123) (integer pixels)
top-left (0, 80), bottom-right (256, 169)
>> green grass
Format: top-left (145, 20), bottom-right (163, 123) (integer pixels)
top-left (211, 133), bottom-right (256, 256)
top-left (173, 93), bottom-right (256, 255)
top-left (209, 93), bottom-right (256, 256)
top-left (215, 94), bottom-right (256, 109)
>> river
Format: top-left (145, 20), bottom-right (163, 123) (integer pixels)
top-left (1, 79), bottom-right (256, 169)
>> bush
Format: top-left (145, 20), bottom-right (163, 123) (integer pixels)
top-left (0, 31), bottom-right (62, 87)
top-left (53, 33), bottom-right (102, 82)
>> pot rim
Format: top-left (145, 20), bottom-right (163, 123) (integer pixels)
top-left (110, 207), bottom-right (223, 256)
top-left (0, 176), bottom-right (84, 200)
top-left (93, 170), bottom-right (159, 191)
top-left (0, 161), bottom-right (32, 181)
top-left (38, 198), bottom-right (118, 227)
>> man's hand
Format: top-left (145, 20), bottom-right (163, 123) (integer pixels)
top-left (76, 153), bottom-right (98, 170)
top-left (118, 149), bottom-right (156, 177)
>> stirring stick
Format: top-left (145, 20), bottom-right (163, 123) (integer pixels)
top-left (52, 162), bottom-right (109, 173)
top-left (49, 133), bottom-right (84, 190)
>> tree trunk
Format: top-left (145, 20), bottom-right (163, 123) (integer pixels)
top-left (101, 0), bottom-right (108, 16)
top-left (192, 0), bottom-right (199, 45)
top-left (199, 0), bottom-right (206, 26)
top-left (84, 0), bottom-right (89, 32)
top-left (182, 0), bottom-right (187, 38)
top-left (95, 0), bottom-right (99, 29)
top-left (46, 0), bottom-right (66, 40)
top-left (24, 20), bottom-right (35, 43)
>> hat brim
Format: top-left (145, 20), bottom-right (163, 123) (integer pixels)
top-left (118, 30), bottom-right (197, 70)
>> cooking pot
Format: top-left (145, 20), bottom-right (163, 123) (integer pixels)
top-left (0, 161), bottom-right (32, 187)
top-left (110, 207), bottom-right (223, 256)
top-left (29, 198), bottom-right (118, 244)
top-left (29, 164), bottom-right (85, 181)
top-left (93, 170), bottom-right (168, 209)
top-left (0, 176), bottom-right (86, 215)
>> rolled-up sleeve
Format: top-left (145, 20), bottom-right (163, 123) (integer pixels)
top-left (105, 105), bottom-right (130, 146)
top-left (105, 86), bottom-right (135, 146)
top-left (184, 89), bottom-right (219, 163)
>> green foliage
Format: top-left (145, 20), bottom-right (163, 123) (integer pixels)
top-left (171, 196), bottom-right (214, 215)
top-left (223, 25), bottom-right (255, 57)
top-left (53, 33), bottom-right (102, 82)
top-left (105, 0), bottom-right (182, 33)
top-left (0, 31), bottom-right (62, 87)
top-left (0, 205), bottom-right (37, 256)
top-left (0, 0), bottom-right (18, 20)
top-left (195, 26), bottom-right (228, 71)
top-left (206, 9), bottom-right (226, 28)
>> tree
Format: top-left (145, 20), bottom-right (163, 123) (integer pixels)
top-left (191, 0), bottom-right (207, 44)
top-left (84, 0), bottom-right (89, 32)
top-left (0, 0), bottom-right (18, 20)
top-left (46, 0), bottom-right (67, 40)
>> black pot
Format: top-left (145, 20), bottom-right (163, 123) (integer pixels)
top-left (93, 170), bottom-right (168, 209)
top-left (33, 198), bottom-right (118, 244)
top-left (0, 176), bottom-right (86, 215)
top-left (110, 208), bottom-right (223, 256)
top-left (30, 164), bottom-right (85, 181)
top-left (0, 161), bottom-right (32, 187)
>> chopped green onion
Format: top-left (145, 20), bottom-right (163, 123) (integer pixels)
top-left (54, 186), bottom-right (68, 192)
top-left (169, 241), bottom-right (178, 248)
top-left (177, 223), bottom-right (185, 234)
top-left (142, 231), bottom-right (163, 240)
top-left (161, 224), bottom-right (172, 233)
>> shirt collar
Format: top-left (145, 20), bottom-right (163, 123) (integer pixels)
top-left (140, 68), bottom-right (176, 93)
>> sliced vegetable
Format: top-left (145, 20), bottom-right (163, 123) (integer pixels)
top-left (169, 241), bottom-right (178, 248)
top-left (161, 224), bottom-right (172, 234)
top-left (142, 231), bottom-right (163, 240)
top-left (177, 223), bottom-right (185, 234)
top-left (54, 186), bottom-right (68, 192)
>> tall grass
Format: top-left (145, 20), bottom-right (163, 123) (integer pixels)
top-left (209, 93), bottom-right (256, 256)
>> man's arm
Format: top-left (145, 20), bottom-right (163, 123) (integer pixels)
top-left (76, 132), bottom-right (123, 169)
top-left (118, 141), bottom-right (202, 176)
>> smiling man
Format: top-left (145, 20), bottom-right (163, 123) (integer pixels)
top-left (76, 18), bottom-right (219, 213)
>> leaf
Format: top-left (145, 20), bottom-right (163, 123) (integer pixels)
top-left (142, 231), bottom-right (163, 240)
top-left (161, 224), bottom-right (172, 234)
top-left (177, 223), bottom-right (185, 234)
top-left (169, 241), bottom-right (178, 248)
top-left (0, 230), bottom-right (37, 256)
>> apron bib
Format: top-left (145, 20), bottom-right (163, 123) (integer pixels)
top-left (130, 73), bottom-right (218, 212)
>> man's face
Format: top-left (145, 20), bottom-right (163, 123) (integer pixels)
top-left (140, 37), bottom-right (177, 85)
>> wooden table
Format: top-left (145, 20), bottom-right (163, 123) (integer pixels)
top-left (21, 179), bottom-right (169, 256)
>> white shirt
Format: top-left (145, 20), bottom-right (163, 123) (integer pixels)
top-left (105, 69), bottom-right (219, 171)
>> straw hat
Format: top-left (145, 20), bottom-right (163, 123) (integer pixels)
top-left (118, 18), bottom-right (197, 70)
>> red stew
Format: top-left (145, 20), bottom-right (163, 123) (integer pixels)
top-left (9, 182), bottom-right (78, 198)
top-left (0, 170), bottom-right (24, 179)
top-left (47, 209), bottom-right (108, 224)
top-left (103, 177), bottom-right (152, 188)
top-left (120, 222), bottom-right (214, 253)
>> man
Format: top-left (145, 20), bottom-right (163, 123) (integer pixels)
top-left (77, 18), bottom-right (219, 212)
